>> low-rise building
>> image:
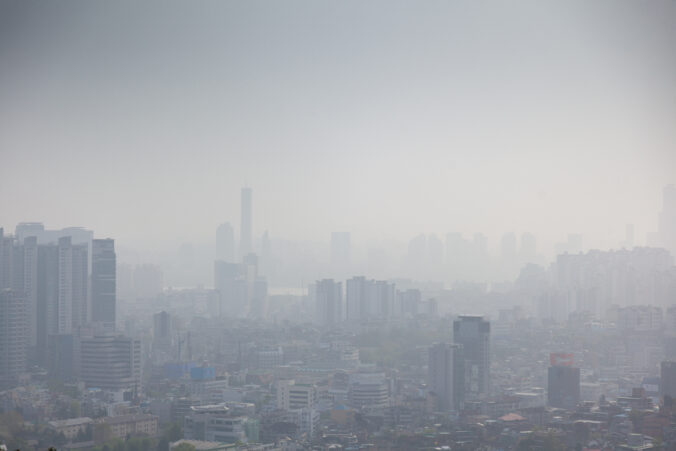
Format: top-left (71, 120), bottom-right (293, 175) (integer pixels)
top-left (47, 417), bottom-right (93, 440)
top-left (93, 414), bottom-right (158, 442)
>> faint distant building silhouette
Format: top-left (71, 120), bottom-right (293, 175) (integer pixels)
top-left (239, 187), bottom-right (253, 258)
top-left (330, 232), bottom-right (350, 277)
top-left (428, 343), bottom-right (464, 412)
top-left (519, 232), bottom-right (537, 264)
top-left (453, 315), bottom-right (490, 400)
top-left (658, 185), bottom-right (676, 255)
top-left (133, 264), bottom-right (163, 299)
top-left (345, 277), bottom-right (395, 324)
top-left (92, 239), bottom-right (116, 329)
top-left (624, 223), bottom-right (635, 248)
top-left (214, 260), bottom-right (246, 317)
top-left (216, 222), bottom-right (235, 263)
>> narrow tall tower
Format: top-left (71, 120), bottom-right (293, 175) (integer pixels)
top-left (240, 187), bottom-right (253, 258)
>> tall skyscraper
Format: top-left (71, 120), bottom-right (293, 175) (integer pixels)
top-left (37, 243), bottom-right (58, 365)
top-left (23, 236), bottom-right (38, 350)
top-left (240, 187), bottom-right (253, 258)
top-left (547, 353), bottom-right (580, 410)
top-left (453, 315), bottom-right (490, 400)
top-left (216, 222), bottom-right (235, 263)
top-left (0, 229), bottom-right (26, 388)
top-left (315, 279), bottom-right (342, 327)
top-left (92, 239), bottom-right (116, 327)
top-left (428, 343), bottom-right (464, 412)
top-left (56, 237), bottom-right (88, 333)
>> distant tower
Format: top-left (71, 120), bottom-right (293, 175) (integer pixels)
top-left (92, 239), bottom-right (116, 328)
top-left (216, 223), bottom-right (235, 262)
top-left (453, 315), bottom-right (490, 400)
top-left (239, 187), bottom-right (253, 258)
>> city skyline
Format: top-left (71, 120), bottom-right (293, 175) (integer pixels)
top-left (1, 1), bottom-right (675, 249)
top-left (1, 1), bottom-right (676, 449)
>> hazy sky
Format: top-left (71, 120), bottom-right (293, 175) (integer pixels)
top-left (1, 0), bottom-right (675, 251)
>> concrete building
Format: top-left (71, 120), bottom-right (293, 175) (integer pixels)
top-left (428, 343), bottom-right (464, 412)
top-left (94, 414), bottom-right (158, 442)
top-left (184, 404), bottom-right (250, 444)
top-left (348, 372), bottom-right (389, 409)
top-left (548, 364), bottom-right (580, 410)
top-left (277, 380), bottom-right (317, 411)
top-left (315, 279), bottom-right (342, 327)
top-left (80, 334), bottom-right (141, 392)
top-left (47, 417), bottom-right (93, 440)
top-left (92, 239), bottom-right (116, 327)
top-left (453, 315), bottom-right (490, 400)
top-left (0, 289), bottom-right (26, 388)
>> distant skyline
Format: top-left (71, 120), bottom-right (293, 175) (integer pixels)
top-left (1, 0), bottom-right (675, 251)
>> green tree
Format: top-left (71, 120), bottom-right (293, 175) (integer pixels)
top-left (172, 443), bottom-right (196, 451)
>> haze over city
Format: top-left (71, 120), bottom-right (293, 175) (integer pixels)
top-left (1, 1), bottom-right (676, 451)
top-left (2, 0), bottom-right (675, 252)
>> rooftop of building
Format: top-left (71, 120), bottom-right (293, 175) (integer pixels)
top-left (48, 417), bottom-right (93, 428)
top-left (98, 413), bottom-right (158, 425)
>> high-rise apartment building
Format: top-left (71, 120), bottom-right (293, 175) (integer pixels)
top-left (453, 315), bottom-right (490, 400)
top-left (57, 237), bottom-right (88, 333)
top-left (92, 239), bottom-right (116, 327)
top-left (315, 279), bottom-right (342, 327)
top-left (0, 289), bottom-right (27, 388)
top-left (345, 277), bottom-right (395, 323)
top-left (428, 343), bottom-right (464, 412)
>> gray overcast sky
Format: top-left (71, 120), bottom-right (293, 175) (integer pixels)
top-left (1, 0), bottom-right (675, 250)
